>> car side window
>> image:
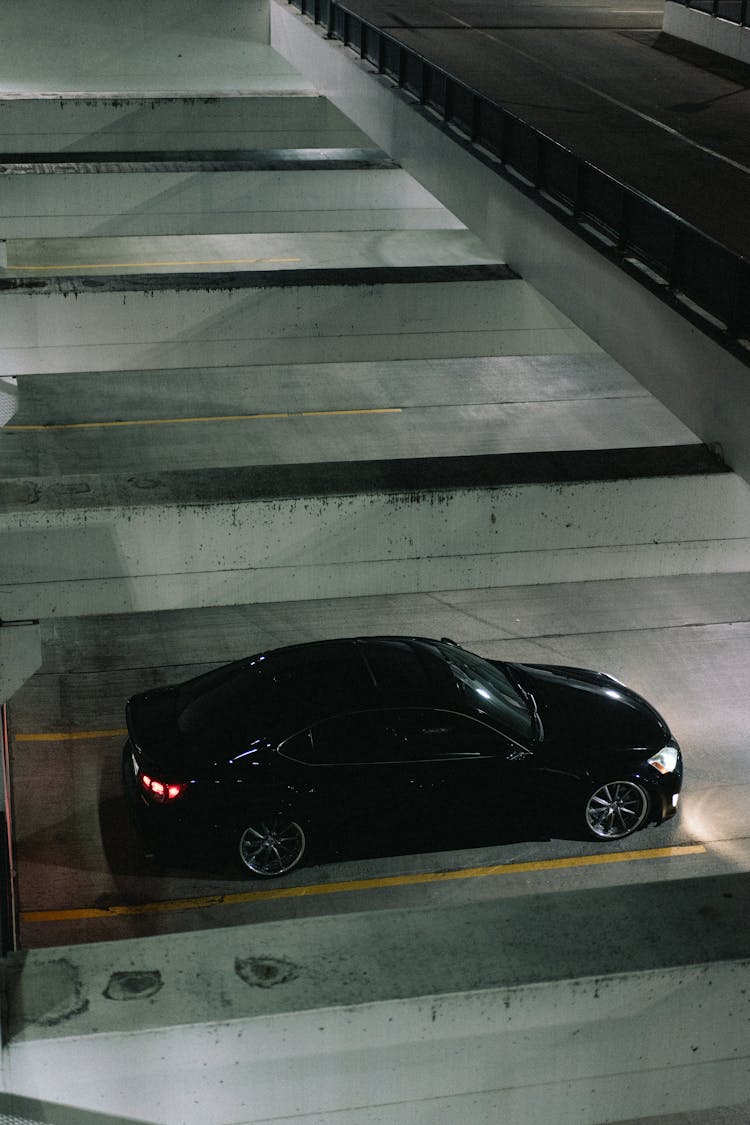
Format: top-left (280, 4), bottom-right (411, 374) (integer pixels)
top-left (281, 708), bottom-right (515, 766)
top-left (283, 712), bottom-right (405, 766)
top-left (400, 709), bottom-right (515, 760)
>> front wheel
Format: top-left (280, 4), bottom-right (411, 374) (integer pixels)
top-left (238, 814), bottom-right (306, 876)
top-left (584, 780), bottom-right (649, 841)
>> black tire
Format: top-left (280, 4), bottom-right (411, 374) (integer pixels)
top-left (584, 779), bottom-right (650, 841)
top-left (237, 814), bottom-right (306, 877)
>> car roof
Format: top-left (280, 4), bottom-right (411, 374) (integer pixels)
top-left (262, 636), bottom-right (453, 705)
top-left (177, 636), bottom-right (457, 738)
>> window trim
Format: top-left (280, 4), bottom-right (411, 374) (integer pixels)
top-left (278, 706), bottom-right (529, 767)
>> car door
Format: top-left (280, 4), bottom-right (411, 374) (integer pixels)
top-left (291, 704), bottom-right (523, 807)
top-left (279, 709), bottom-right (424, 827)
top-left (382, 707), bottom-right (531, 825)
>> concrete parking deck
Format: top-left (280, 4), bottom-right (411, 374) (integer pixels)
top-left (2, 0), bottom-right (750, 1121)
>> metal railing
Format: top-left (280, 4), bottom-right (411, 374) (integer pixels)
top-left (670, 0), bottom-right (750, 26)
top-left (288, 0), bottom-right (750, 363)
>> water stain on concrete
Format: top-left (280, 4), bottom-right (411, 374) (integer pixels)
top-left (235, 955), bottom-right (300, 989)
top-left (104, 970), bottom-right (163, 1001)
top-left (7, 957), bottom-right (89, 1029)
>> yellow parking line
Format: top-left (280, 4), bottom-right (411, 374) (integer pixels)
top-left (5, 407), bottom-right (402, 432)
top-left (7, 256), bottom-right (303, 271)
top-left (15, 728), bottom-right (127, 742)
top-left (22, 844), bottom-right (706, 924)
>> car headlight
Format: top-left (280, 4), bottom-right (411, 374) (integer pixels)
top-left (647, 744), bottom-right (680, 775)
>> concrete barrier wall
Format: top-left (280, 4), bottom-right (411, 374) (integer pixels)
top-left (0, 97), bottom-right (359, 154)
top-left (269, 1), bottom-right (750, 485)
top-left (0, 624), bottom-right (41, 702)
top-left (0, 0), bottom-right (271, 93)
top-left (2, 0), bottom-right (269, 43)
top-left (663, 2), bottom-right (750, 65)
top-left (2, 914), bottom-right (750, 1124)
top-left (0, 278), bottom-right (593, 375)
top-left (2, 473), bottom-right (750, 619)
top-left (0, 168), bottom-right (447, 239)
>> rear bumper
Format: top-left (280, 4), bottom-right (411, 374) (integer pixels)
top-left (121, 740), bottom-right (220, 847)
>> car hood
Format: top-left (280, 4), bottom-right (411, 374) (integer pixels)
top-left (505, 662), bottom-right (670, 753)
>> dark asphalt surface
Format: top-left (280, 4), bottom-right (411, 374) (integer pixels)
top-left (341, 0), bottom-right (750, 255)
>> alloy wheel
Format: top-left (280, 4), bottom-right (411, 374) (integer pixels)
top-left (238, 815), bottom-right (306, 876)
top-left (585, 780), bottom-right (649, 840)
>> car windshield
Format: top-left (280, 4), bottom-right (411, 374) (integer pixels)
top-left (421, 642), bottom-right (534, 741)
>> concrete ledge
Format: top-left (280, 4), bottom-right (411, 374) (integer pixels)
top-left (1, 470), bottom-right (749, 619)
top-left (3, 873), bottom-right (750, 1123)
top-left (0, 621), bottom-right (41, 701)
top-left (0, 446), bottom-right (728, 515)
top-left (0, 166), bottom-right (453, 240)
top-left (0, 95), bottom-right (367, 158)
top-left (0, 146), bottom-right (399, 174)
top-left (0, 262), bottom-right (516, 294)
top-left (0, 274), bottom-right (597, 375)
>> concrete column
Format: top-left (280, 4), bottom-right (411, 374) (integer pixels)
top-left (0, 621), bottom-right (41, 955)
top-left (0, 621), bottom-right (41, 704)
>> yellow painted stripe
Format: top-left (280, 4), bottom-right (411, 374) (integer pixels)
top-left (7, 256), bottom-right (303, 271)
top-left (5, 407), bottom-right (402, 432)
top-left (15, 728), bottom-right (127, 742)
top-left (21, 844), bottom-right (706, 923)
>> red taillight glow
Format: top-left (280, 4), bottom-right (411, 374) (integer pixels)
top-left (138, 770), bottom-right (187, 804)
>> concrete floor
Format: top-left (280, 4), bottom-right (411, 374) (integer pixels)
top-left (3, 354), bottom-right (698, 478)
top-left (4, 229), bottom-right (500, 276)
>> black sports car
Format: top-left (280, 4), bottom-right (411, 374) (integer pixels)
top-left (123, 636), bottom-right (682, 876)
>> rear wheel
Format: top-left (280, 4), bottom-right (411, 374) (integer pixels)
top-left (584, 780), bottom-right (649, 841)
top-left (238, 814), bottom-right (306, 876)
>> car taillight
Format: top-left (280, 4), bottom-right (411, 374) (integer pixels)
top-left (139, 771), bottom-right (188, 804)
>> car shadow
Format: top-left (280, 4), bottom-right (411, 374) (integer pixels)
top-left (101, 786), bottom-right (558, 884)
top-left (309, 801), bottom-right (555, 869)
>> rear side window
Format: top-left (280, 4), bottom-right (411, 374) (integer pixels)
top-left (269, 652), bottom-right (374, 725)
top-left (177, 658), bottom-right (272, 735)
top-left (285, 710), bottom-right (408, 765)
top-left (177, 645), bottom-right (376, 736)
